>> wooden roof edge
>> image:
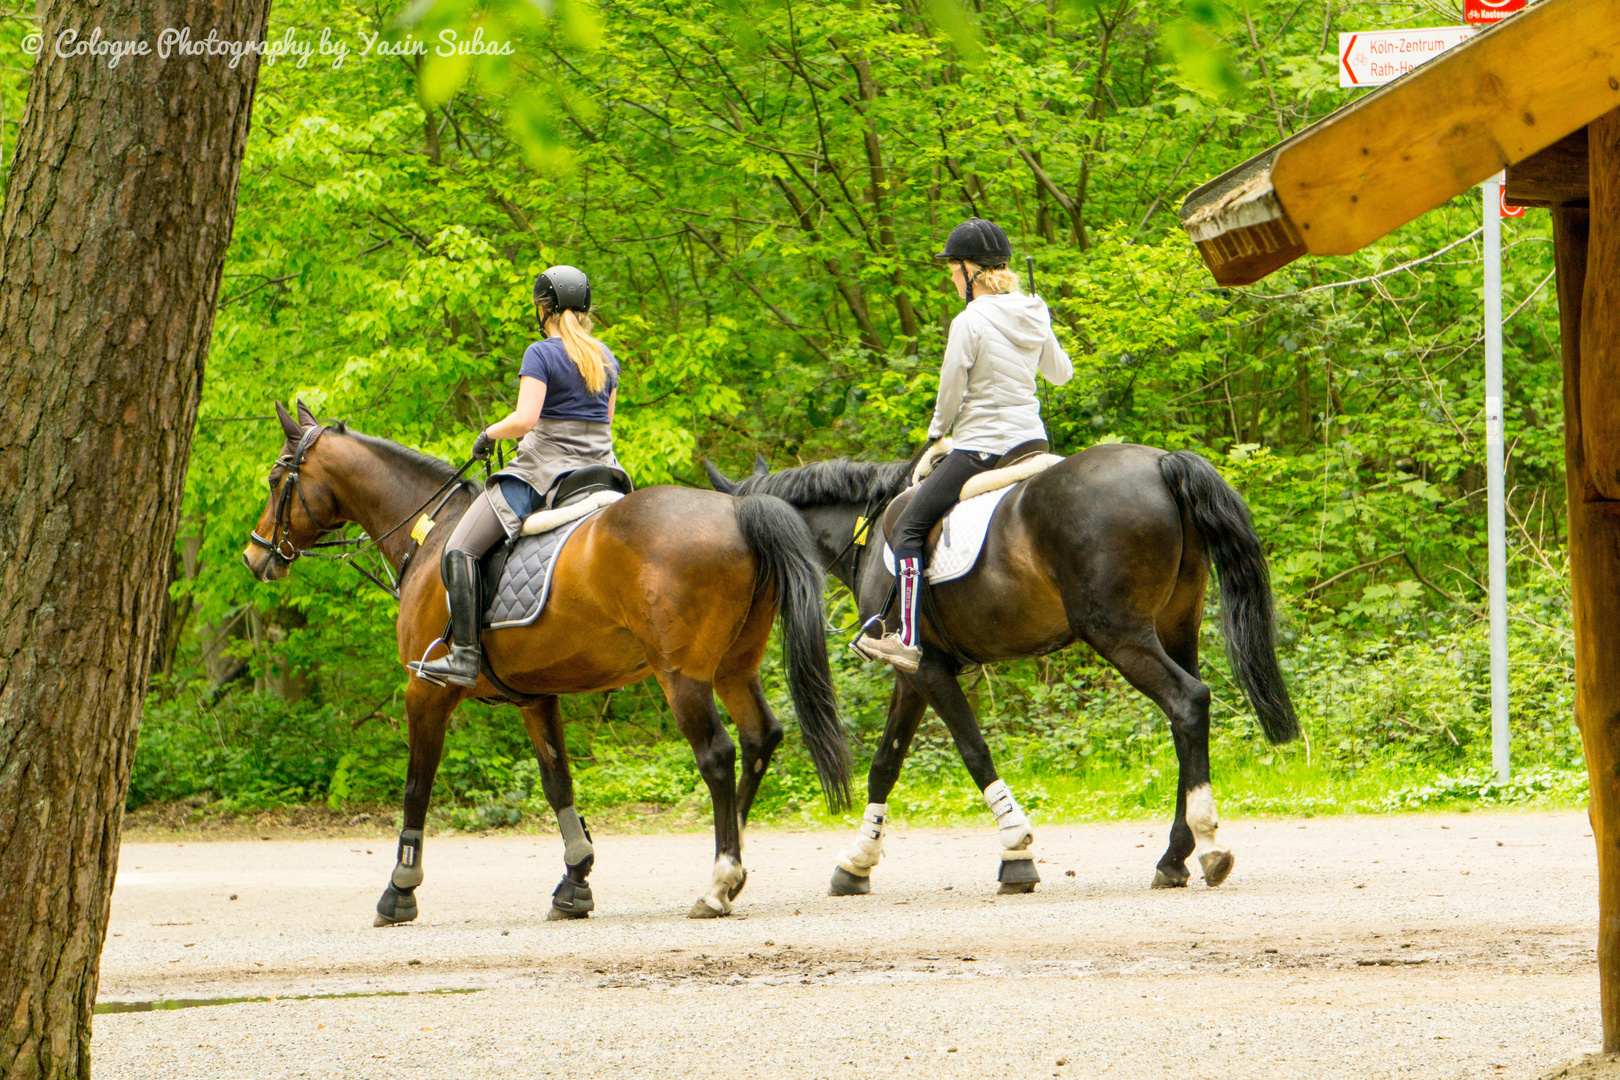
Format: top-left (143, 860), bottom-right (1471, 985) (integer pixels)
top-left (1180, 0), bottom-right (1620, 285)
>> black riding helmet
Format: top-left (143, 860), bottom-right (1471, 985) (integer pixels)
top-left (534, 265), bottom-right (591, 320)
top-left (935, 218), bottom-right (1012, 267)
top-left (934, 218), bottom-right (1012, 301)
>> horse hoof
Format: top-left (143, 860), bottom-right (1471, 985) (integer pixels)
top-left (829, 867), bottom-right (871, 896)
top-left (374, 884), bottom-right (418, 925)
top-left (997, 857), bottom-right (1040, 889)
top-left (1151, 867), bottom-right (1189, 889)
top-left (1200, 849), bottom-right (1235, 887)
top-left (551, 877), bottom-right (594, 916)
top-left (545, 905), bottom-right (590, 921)
top-left (688, 899), bottom-right (729, 919)
top-left (728, 869), bottom-right (748, 901)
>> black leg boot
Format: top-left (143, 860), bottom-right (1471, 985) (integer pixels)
top-left (409, 551), bottom-right (482, 687)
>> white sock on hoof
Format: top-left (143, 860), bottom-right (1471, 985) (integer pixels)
top-left (701, 853), bottom-right (745, 914)
top-left (982, 780), bottom-right (1034, 851)
top-left (1186, 784), bottom-right (1222, 854)
top-left (837, 803), bottom-right (888, 876)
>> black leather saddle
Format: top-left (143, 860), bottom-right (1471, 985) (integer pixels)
top-left (879, 438), bottom-right (1048, 548)
top-left (478, 466), bottom-right (635, 614)
top-left (546, 464), bottom-right (634, 509)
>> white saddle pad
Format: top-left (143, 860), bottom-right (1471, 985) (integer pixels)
top-left (881, 484), bottom-right (1015, 585)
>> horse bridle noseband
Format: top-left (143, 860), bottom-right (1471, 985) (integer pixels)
top-left (249, 425), bottom-right (339, 565)
top-left (249, 423), bottom-right (481, 599)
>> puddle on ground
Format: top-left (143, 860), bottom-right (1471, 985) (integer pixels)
top-left (95, 987), bottom-right (482, 1015)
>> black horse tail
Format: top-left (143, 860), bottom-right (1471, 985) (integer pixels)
top-left (734, 494), bottom-right (852, 809)
top-left (1158, 450), bottom-right (1300, 745)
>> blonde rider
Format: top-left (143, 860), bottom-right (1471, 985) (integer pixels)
top-left (410, 265), bottom-right (625, 687)
top-left (855, 219), bottom-right (1073, 674)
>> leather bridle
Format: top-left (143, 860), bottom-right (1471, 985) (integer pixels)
top-left (248, 423), bottom-right (481, 599)
top-left (249, 424), bottom-right (339, 565)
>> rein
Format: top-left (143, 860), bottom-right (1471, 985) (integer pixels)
top-left (249, 424), bottom-right (483, 600)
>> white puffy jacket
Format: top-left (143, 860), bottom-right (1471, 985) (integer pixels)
top-left (927, 292), bottom-right (1073, 453)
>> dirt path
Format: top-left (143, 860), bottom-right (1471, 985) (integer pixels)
top-left (96, 811), bottom-right (1603, 1079)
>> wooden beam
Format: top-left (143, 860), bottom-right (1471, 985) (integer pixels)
top-left (1506, 127), bottom-right (1589, 207)
top-left (1586, 109), bottom-right (1620, 503)
top-left (1554, 200), bottom-right (1620, 1054)
top-left (1180, 151), bottom-right (1305, 286)
top-left (1269, 0), bottom-right (1620, 255)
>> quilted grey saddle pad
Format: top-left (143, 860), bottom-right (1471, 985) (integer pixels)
top-left (484, 511), bottom-right (600, 630)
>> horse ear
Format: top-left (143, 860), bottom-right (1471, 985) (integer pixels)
top-left (275, 401), bottom-right (301, 441)
top-left (752, 452), bottom-right (770, 478)
top-left (704, 460), bottom-right (739, 494)
top-left (295, 399), bottom-right (318, 429)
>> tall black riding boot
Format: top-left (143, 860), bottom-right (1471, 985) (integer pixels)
top-left (410, 551), bottom-right (482, 687)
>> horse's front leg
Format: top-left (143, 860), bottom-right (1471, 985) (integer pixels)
top-left (375, 680), bottom-right (460, 926)
top-left (908, 658), bottom-right (1040, 894)
top-left (829, 675), bottom-right (927, 896)
top-left (519, 696), bottom-right (596, 920)
top-left (659, 671), bottom-right (745, 918)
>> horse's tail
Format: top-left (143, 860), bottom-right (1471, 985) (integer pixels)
top-left (734, 494), bottom-right (852, 810)
top-left (1158, 450), bottom-right (1300, 745)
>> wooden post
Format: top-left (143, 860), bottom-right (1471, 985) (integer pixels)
top-left (1557, 108), bottom-right (1620, 1050)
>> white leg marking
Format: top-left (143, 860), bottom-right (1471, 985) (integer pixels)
top-left (1186, 784), bottom-right (1221, 854)
top-left (837, 803), bottom-right (888, 876)
top-left (700, 854), bottom-right (746, 914)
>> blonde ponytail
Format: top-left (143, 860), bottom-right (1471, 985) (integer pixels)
top-left (546, 309), bottom-right (610, 394)
top-left (960, 260), bottom-right (1021, 296)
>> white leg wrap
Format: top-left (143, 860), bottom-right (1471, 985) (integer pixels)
top-left (699, 854), bottom-right (746, 915)
top-left (837, 803), bottom-right (888, 876)
top-left (983, 779), bottom-right (1034, 853)
top-left (557, 806), bottom-right (594, 866)
top-left (1186, 784), bottom-right (1221, 854)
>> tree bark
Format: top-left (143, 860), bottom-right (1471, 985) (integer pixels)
top-left (0, 2), bottom-right (269, 1076)
top-left (1554, 199), bottom-right (1620, 1054)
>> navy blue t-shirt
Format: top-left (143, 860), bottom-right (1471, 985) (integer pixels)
top-left (519, 337), bottom-right (619, 422)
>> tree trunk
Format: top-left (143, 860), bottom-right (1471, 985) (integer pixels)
top-left (0, 2), bottom-right (269, 1076)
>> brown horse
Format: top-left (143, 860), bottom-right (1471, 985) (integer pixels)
top-left (243, 402), bottom-right (849, 923)
top-left (709, 444), bottom-right (1297, 895)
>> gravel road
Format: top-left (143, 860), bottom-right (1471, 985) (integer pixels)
top-left (95, 811), bottom-right (1605, 1079)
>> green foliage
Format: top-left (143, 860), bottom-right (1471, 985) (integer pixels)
top-left (2, 0), bottom-right (1573, 823)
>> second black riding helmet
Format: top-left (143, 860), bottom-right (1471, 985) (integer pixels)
top-left (935, 218), bottom-right (1012, 267)
top-left (535, 265), bottom-right (591, 314)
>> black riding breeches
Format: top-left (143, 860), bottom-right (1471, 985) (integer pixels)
top-left (891, 449), bottom-right (999, 564)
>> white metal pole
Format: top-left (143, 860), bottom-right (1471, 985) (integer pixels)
top-left (1483, 171), bottom-right (1510, 784)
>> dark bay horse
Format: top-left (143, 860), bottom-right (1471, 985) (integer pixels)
top-left (243, 402), bottom-right (850, 922)
top-left (708, 443), bottom-right (1297, 894)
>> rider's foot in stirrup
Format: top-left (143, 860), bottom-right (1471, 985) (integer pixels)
top-left (853, 632), bottom-right (921, 674)
top-left (409, 644), bottom-right (481, 688)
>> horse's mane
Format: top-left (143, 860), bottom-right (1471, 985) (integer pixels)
top-left (733, 458), bottom-right (911, 507)
top-left (324, 422), bottom-right (461, 485)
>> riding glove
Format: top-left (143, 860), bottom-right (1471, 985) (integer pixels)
top-left (471, 430), bottom-right (497, 460)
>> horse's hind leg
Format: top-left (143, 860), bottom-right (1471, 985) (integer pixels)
top-left (829, 675), bottom-right (927, 897)
top-left (1090, 627), bottom-right (1227, 889)
top-left (715, 675), bottom-right (783, 835)
top-left (375, 681), bottom-right (458, 926)
top-left (1158, 608), bottom-right (1233, 887)
top-left (908, 659), bottom-right (1041, 895)
top-left (519, 696), bottom-right (595, 921)
top-left (658, 671), bottom-right (745, 918)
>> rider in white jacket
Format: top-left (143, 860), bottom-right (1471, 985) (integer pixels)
top-left (856, 218), bottom-right (1073, 673)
